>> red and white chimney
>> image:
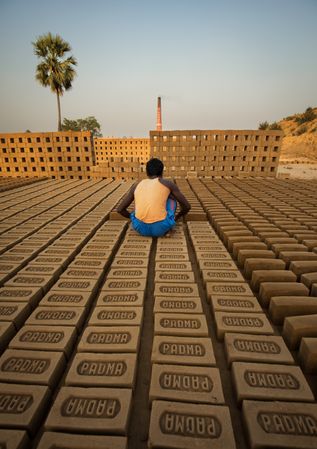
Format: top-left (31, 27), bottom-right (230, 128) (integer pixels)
top-left (156, 96), bottom-right (162, 131)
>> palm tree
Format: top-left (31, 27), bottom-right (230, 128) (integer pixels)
top-left (33, 33), bottom-right (77, 131)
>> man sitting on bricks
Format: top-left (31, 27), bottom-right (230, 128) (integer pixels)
top-left (117, 158), bottom-right (191, 237)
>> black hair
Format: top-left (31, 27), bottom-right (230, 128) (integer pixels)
top-left (146, 158), bottom-right (164, 177)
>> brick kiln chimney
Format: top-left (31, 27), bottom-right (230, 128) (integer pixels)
top-left (156, 96), bottom-right (162, 131)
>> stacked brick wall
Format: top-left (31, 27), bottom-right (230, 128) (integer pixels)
top-left (0, 131), bottom-right (94, 179)
top-left (90, 156), bottom-right (147, 180)
top-left (150, 130), bottom-right (283, 178)
top-left (92, 137), bottom-right (149, 179)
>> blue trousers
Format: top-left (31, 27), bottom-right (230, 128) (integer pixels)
top-left (130, 198), bottom-right (177, 237)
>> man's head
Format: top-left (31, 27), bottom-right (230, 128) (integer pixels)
top-left (146, 158), bottom-right (164, 177)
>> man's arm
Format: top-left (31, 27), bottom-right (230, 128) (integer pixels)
top-left (116, 183), bottom-right (138, 219)
top-left (160, 179), bottom-right (191, 221)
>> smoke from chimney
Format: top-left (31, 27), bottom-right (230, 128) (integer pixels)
top-left (156, 96), bottom-right (162, 131)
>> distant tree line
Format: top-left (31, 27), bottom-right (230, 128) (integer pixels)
top-left (62, 116), bottom-right (102, 137)
top-left (258, 121), bottom-right (282, 131)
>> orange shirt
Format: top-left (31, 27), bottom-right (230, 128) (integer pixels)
top-left (134, 178), bottom-right (170, 223)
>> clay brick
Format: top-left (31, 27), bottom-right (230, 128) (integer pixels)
top-left (0, 302), bottom-right (31, 329)
top-left (19, 264), bottom-right (62, 280)
top-left (148, 400), bottom-right (236, 449)
top-left (227, 236), bottom-right (261, 252)
top-left (195, 252), bottom-right (231, 263)
top-left (42, 248), bottom-right (76, 257)
top-left (244, 258), bottom-right (286, 279)
top-left (103, 278), bottom-right (146, 291)
top-left (79, 250), bottom-right (111, 259)
top-left (26, 306), bottom-right (86, 330)
top-left (301, 272), bottom-right (317, 289)
top-left (154, 297), bottom-right (203, 314)
top-left (157, 246), bottom-right (188, 254)
top-left (222, 230), bottom-right (252, 245)
top-left (232, 362), bottom-right (314, 404)
top-left (299, 337), bottom-right (317, 374)
top-left (45, 386), bottom-right (132, 435)
top-left (0, 382), bottom-right (50, 435)
top-left (251, 269), bottom-right (297, 292)
top-left (237, 249), bottom-right (275, 268)
top-left (194, 245), bottom-right (226, 253)
top-left (97, 290), bottom-right (144, 307)
top-left (0, 349), bottom-right (65, 387)
top-left (107, 268), bottom-right (148, 279)
top-left (154, 313), bottom-right (208, 337)
top-left (269, 296), bottom-right (317, 324)
top-left (279, 251), bottom-right (317, 267)
top-left (201, 269), bottom-right (245, 284)
top-left (224, 333), bottom-right (294, 366)
top-left (5, 274), bottom-right (54, 294)
top-left (78, 326), bottom-right (140, 353)
top-left (199, 260), bottom-right (237, 271)
top-left (214, 312), bottom-right (274, 340)
top-left (263, 236), bottom-right (297, 247)
top-left (155, 253), bottom-right (190, 262)
top-left (302, 239), bottom-right (317, 250)
top-left (121, 242), bottom-right (152, 250)
top-left (151, 336), bottom-right (216, 366)
top-left (116, 250), bottom-right (150, 259)
top-left (243, 400), bottom-right (317, 449)
top-left (88, 307), bottom-right (143, 327)
top-left (154, 283), bottom-right (199, 297)
top-left (0, 430), bottom-right (29, 449)
top-left (232, 242), bottom-right (267, 258)
top-left (283, 314), bottom-right (317, 349)
top-left (149, 364), bottom-right (224, 404)
top-left (40, 290), bottom-right (94, 308)
top-left (51, 278), bottom-right (99, 294)
top-left (37, 432), bottom-right (127, 449)
top-left (155, 271), bottom-right (195, 283)
top-left (271, 243), bottom-right (308, 256)
top-left (155, 261), bottom-right (192, 271)
top-left (65, 353), bottom-right (137, 388)
top-left (69, 258), bottom-right (107, 269)
top-left (31, 255), bottom-right (69, 268)
top-left (9, 325), bottom-right (77, 358)
top-left (206, 282), bottom-right (253, 300)
top-left (0, 322), bottom-right (16, 352)
top-left (210, 295), bottom-right (262, 313)
top-left (259, 282), bottom-right (309, 307)
top-left (111, 258), bottom-right (149, 269)
top-left (60, 268), bottom-right (104, 282)
top-left (289, 261), bottom-right (317, 277)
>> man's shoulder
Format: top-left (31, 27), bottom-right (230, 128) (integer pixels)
top-left (159, 178), bottom-right (177, 190)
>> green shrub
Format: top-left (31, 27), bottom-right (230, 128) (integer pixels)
top-left (258, 121), bottom-right (269, 130)
top-left (295, 107), bottom-right (316, 124)
top-left (269, 122), bottom-right (282, 130)
top-left (284, 115), bottom-right (295, 121)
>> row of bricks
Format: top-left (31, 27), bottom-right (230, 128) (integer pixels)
top-left (0, 198), bottom-right (134, 447)
top-left (148, 223), bottom-right (237, 449)
top-left (186, 218), bottom-right (317, 449)
top-left (0, 181), bottom-right (130, 282)
top-left (0, 177), bottom-right (48, 193)
top-left (188, 179), bottom-right (317, 375)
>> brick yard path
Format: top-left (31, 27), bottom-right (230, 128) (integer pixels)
top-left (0, 177), bottom-right (316, 449)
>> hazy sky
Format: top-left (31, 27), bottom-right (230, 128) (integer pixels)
top-left (0, 0), bottom-right (316, 136)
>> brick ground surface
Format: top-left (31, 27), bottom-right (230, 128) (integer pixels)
top-left (0, 178), bottom-right (316, 449)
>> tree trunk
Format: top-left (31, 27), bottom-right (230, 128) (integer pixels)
top-left (57, 92), bottom-right (62, 131)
